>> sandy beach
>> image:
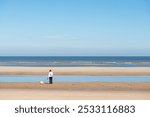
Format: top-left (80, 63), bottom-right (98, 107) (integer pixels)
top-left (0, 82), bottom-right (150, 100)
top-left (0, 66), bottom-right (150, 76)
top-left (0, 66), bottom-right (150, 99)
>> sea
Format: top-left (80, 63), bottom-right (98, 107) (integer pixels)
top-left (0, 56), bottom-right (150, 67)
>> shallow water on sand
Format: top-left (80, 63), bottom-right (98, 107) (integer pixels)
top-left (0, 76), bottom-right (150, 82)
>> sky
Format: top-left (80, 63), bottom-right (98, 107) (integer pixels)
top-left (0, 0), bottom-right (150, 56)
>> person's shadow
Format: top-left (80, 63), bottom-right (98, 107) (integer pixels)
top-left (44, 83), bottom-right (53, 85)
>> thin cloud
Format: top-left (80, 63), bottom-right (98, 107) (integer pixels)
top-left (41, 35), bottom-right (67, 40)
top-left (41, 35), bottom-right (79, 41)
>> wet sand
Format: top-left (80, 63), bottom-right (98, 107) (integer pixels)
top-left (0, 82), bottom-right (150, 100)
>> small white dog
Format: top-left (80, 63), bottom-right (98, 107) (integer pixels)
top-left (40, 81), bottom-right (44, 84)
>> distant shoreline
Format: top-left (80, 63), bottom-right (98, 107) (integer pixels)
top-left (0, 66), bottom-right (150, 76)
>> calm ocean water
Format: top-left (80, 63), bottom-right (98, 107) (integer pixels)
top-left (0, 56), bottom-right (150, 67)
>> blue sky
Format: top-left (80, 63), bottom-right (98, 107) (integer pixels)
top-left (0, 0), bottom-right (150, 56)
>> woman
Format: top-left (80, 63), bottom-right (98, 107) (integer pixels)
top-left (48, 69), bottom-right (53, 84)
